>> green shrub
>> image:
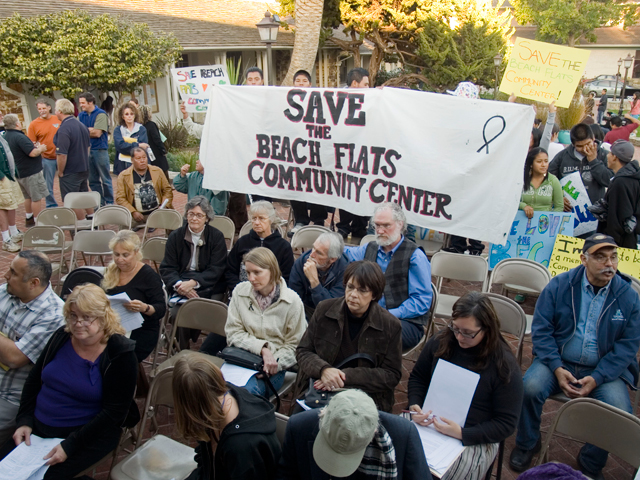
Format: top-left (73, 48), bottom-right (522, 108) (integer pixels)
top-left (157, 117), bottom-right (189, 151)
top-left (108, 141), bottom-right (115, 164)
top-left (167, 149), bottom-right (198, 172)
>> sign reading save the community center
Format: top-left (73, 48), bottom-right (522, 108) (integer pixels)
top-left (171, 65), bottom-right (230, 112)
top-left (548, 234), bottom-right (640, 279)
top-left (499, 38), bottom-right (590, 108)
top-left (200, 86), bottom-right (535, 244)
top-left (489, 211), bottom-right (573, 268)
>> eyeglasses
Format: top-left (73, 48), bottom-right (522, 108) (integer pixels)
top-left (374, 222), bottom-right (395, 231)
top-left (69, 313), bottom-right (98, 327)
top-left (448, 322), bottom-right (483, 339)
top-left (251, 215), bottom-right (269, 222)
top-left (345, 283), bottom-right (371, 295)
top-left (186, 212), bottom-right (206, 219)
top-left (587, 253), bottom-right (619, 264)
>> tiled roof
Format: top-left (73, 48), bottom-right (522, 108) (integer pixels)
top-left (514, 25), bottom-right (640, 47)
top-left (0, 0), bottom-right (294, 49)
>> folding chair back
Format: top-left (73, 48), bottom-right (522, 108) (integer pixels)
top-left (404, 282), bottom-right (437, 357)
top-left (290, 225), bottom-right (331, 251)
top-left (630, 276), bottom-right (640, 299)
top-left (143, 209), bottom-right (183, 242)
top-left (210, 215), bottom-right (236, 250)
top-left (69, 230), bottom-right (116, 270)
top-left (538, 398), bottom-right (640, 468)
top-left (60, 267), bottom-right (104, 300)
top-left (141, 237), bottom-right (167, 272)
top-left (485, 293), bottom-right (527, 366)
top-left (36, 207), bottom-right (77, 232)
top-left (63, 191), bottom-right (101, 210)
top-left (360, 234), bottom-right (376, 246)
top-left (137, 366), bottom-right (176, 439)
top-left (275, 412), bottom-right (289, 446)
top-left (92, 205), bottom-right (132, 230)
top-left (489, 258), bottom-right (551, 295)
top-left (430, 251), bottom-right (488, 319)
top-left (22, 226), bottom-right (66, 288)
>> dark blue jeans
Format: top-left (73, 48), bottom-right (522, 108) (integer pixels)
top-left (516, 358), bottom-right (632, 473)
top-left (88, 149), bottom-right (113, 206)
top-left (42, 158), bottom-right (58, 207)
top-left (401, 319), bottom-right (424, 350)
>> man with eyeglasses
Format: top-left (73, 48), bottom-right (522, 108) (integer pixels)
top-left (0, 251), bottom-right (64, 445)
top-left (344, 202), bottom-right (432, 350)
top-left (510, 234), bottom-right (640, 479)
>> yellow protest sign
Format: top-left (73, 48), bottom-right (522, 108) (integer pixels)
top-left (548, 234), bottom-right (640, 279)
top-left (500, 38), bottom-right (590, 108)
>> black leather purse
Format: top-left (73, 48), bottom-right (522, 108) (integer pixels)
top-left (218, 346), bottom-right (281, 410)
top-left (304, 353), bottom-right (375, 408)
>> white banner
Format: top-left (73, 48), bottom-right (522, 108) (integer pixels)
top-left (559, 171), bottom-right (598, 236)
top-left (200, 86), bottom-right (534, 244)
top-left (171, 65), bottom-right (230, 112)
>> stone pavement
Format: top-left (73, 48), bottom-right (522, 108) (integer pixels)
top-left (0, 177), bottom-right (637, 479)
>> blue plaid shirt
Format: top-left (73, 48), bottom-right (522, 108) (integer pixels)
top-left (0, 284), bottom-right (64, 405)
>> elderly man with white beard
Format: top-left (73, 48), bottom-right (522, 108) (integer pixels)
top-left (344, 202), bottom-right (432, 349)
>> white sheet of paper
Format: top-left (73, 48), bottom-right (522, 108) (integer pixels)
top-left (220, 362), bottom-right (257, 387)
top-left (423, 359), bottom-right (480, 427)
top-left (415, 424), bottom-right (465, 476)
top-left (0, 435), bottom-right (64, 480)
top-left (108, 292), bottom-right (144, 332)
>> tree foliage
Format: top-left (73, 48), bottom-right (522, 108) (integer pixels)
top-left (510, 0), bottom-right (639, 47)
top-left (0, 10), bottom-right (181, 97)
top-left (415, 1), bottom-right (513, 91)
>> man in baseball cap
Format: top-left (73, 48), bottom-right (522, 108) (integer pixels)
top-left (277, 389), bottom-right (430, 478)
top-left (595, 139), bottom-right (640, 248)
top-left (510, 233), bottom-right (640, 479)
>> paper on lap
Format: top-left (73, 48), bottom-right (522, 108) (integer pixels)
top-left (0, 435), bottom-right (64, 480)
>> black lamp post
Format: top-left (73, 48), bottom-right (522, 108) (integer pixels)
top-left (618, 54), bottom-right (634, 115)
top-left (256, 11), bottom-right (280, 86)
top-left (613, 58), bottom-right (622, 101)
top-left (493, 53), bottom-right (503, 99)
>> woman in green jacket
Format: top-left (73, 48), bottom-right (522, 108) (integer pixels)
top-left (519, 147), bottom-right (564, 218)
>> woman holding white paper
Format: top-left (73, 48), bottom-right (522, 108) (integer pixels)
top-left (102, 230), bottom-right (166, 362)
top-left (113, 101), bottom-right (150, 175)
top-left (0, 284), bottom-right (138, 479)
top-left (407, 292), bottom-right (523, 480)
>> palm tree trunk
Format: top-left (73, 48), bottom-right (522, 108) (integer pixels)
top-left (281, 0), bottom-right (324, 86)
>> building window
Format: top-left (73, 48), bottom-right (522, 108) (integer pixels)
top-left (177, 54), bottom-right (189, 68)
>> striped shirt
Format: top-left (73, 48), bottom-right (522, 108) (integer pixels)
top-left (0, 283), bottom-right (64, 406)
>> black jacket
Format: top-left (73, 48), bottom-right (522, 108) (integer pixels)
top-left (16, 327), bottom-right (139, 457)
top-left (549, 145), bottom-right (612, 205)
top-left (143, 120), bottom-right (169, 174)
top-left (598, 160), bottom-right (640, 248)
top-left (187, 384), bottom-right (281, 480)
top-left (226, 229), bottom-right (294, 291)
top-left (160, 224), bottom-right (227, 297)
top-left (276, 409), bottom-right (430, 480)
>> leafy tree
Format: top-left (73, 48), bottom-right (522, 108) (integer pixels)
top-left (0, 10), bottom-right (181, 98)
top-left (415, 0), bottom-right (513, 91)
top-left (510, 0), bottom-right (639, 47)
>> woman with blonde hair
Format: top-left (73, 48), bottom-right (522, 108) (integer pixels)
top-left (226, 200), bottom-right (293, 291)
top-left (225, 247), bottom-right (306, 396)
top-left (0, 284), bottom-right (139, 478)
top-left (102, 229), bottom-right (166, 362)
top-left (173, 354), bottom-right (281, 480)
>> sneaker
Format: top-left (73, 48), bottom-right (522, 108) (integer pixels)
top-left (25, 217), bottom-right (35, 227)
top-left (10, 231), bottom-right (23, 243)
top-left (287, 223), bottom-right (305, 238)
top-left (2, 240), bottom-right (21, 253)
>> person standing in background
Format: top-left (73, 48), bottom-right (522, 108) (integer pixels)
top-left (27, 99), bottom-right (59, 209)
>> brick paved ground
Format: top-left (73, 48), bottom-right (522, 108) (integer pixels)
top-left (2, 175), bottom-right (638, 480)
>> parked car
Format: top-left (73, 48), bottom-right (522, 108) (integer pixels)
top-left (583, 74), bottom-right (619, 85)
top-left (583, 79), bottom-right (625, 97)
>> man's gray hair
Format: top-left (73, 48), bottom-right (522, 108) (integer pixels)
top-left (249, 200), bottom-right (281, 226)
top-left (372, 202), bottom-right (407, 233)
top-left (2, 114), bottom-right (19, 130)
top-left (35, 98), bottom-right (53, 110)
top-left (18, 250), bottom-right (52, 285)
top-left (185, 195), bottom-right (215, 221)
top-left (55, 99), bottom-right (75, 116)
top-left (316, 232), bottom-right (344, 259)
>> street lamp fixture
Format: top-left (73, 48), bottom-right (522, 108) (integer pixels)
top-left (493, 53), bottom-right (503, 99)
top-left (613, 58), bottom-right (622, 101)
top-left (256, 11), bottom-right (280, 86)
top-left (619, 54), bottom-right (634, 115)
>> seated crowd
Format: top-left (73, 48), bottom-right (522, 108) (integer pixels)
top-left (0, 72), bottom-right (639, 480)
